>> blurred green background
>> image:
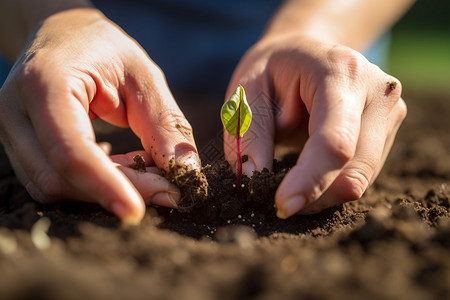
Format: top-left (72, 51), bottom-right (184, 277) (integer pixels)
top-left (389, 1), bottom-right (450, 94)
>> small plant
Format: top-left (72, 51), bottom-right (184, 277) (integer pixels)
top-left (221, 85), bottom-right (252, 196)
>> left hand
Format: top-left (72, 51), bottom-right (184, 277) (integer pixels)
top-left (224, 33), bottom-right (406, 218)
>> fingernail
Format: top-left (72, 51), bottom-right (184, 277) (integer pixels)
top-left (277, 195), bottom-right (306, 219)
top-left (112, 202), bottom-right (141, 225)
top-left (176, 150), bottom-right (201, 170)
top-left (242, 157), bottom-right (255, 177)
top-left (152, 184), bottom-right (180, 208)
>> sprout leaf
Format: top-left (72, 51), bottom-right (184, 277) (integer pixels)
top-left (221, 85), bottom-right (252, 138)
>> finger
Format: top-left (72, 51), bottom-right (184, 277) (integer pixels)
top-left (98, 142), bottom-right (112, 155)
top-left (111, 150), bottom-right (161, 173)
top-left (114, 64), bottom-right (201, 171)
top-left (23, 79), bottom-right (145, 224)
top-left (110, 150), bottom-right (154, 167)
top-left (111, 151), bottom-right (181, 207)
top-left (224, 79), bottom-right (275, 176)
top-left (0, 109), bottom-right (89, 204)
top-left (300, 97), bottom-right (407, 213)
top-left (276, 82), bottom-right (365, 219)
top-left (117, 164), bottom-right (180, 208)
top-left (371, 97), bottom-right (407, 181)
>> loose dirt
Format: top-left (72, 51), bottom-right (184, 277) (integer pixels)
top-left (0, 92), bottom-right (449, 300)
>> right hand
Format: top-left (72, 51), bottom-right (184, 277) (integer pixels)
top-left (0, 8), bottom-right (199, 224)
top-left (224, 34), bottom-right (406, 217)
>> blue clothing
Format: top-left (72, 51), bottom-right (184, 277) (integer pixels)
top-left (90, 0), bottom-right (281, 94)
top-left (0, 1), bottom-right (390, 93)
top-left (0, 57), bottom-right (8, 85)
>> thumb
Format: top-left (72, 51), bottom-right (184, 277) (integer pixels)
top-left (224, 80), bottom-right (275, 176)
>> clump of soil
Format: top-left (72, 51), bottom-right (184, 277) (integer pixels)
top-left (172, 157), bottom-right (290, 221)
top-left (128, 154), bottom-right (146, 172)
top-left (158, 152), bottom-right (298, 230)
top-left (162, 158), bottom-right (208, 211)
top-left (0, 92), bottom-right (449, 299)
top-left (157, 154), bottom-right (354, 239)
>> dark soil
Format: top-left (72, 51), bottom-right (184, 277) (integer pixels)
top-left (162, 157), bottom-right (208, 211)
top-left (128, 154), bottom-right (147, 172)
top-left (159, 155), bottom-right (308, 238)
top-left (0, 92), bottom-right (449, 300)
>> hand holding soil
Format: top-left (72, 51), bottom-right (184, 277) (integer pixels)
top-left (0, 7), bottom-right (200, 224)
top-left (226, 34), bottom-right (406, 218)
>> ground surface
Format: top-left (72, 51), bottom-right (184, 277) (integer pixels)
top-left (0, 92), bottom-right (449, 300)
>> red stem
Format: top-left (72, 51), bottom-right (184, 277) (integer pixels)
top-left (236, 104), bottom-right (242, 198)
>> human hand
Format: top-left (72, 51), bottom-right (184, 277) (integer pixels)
top-left (0, 8), bottom-right (199, 224)
top-left (225, 34), bottom-right (406, 218)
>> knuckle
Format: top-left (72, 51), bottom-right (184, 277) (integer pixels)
top-left (394, 98), bottom-right (407, 122)
top-left (26, 172), bottom-right (64, 203)
top-left (321, 128), bottom-right (356, 165)
top-left (16, 58), bottom-right (42, 85)
top-left (327, 45), bottom-right (361, 64)
top-left (16, 52), bottom-right (62, 94)
top-left (326, 46), bottom-right (366, 83)
top-left (308, 173), bottom-right (329, 202)
top-left (300, 166), bottom-right (334, 207)
top-left (13, 61), bottom-right (47, 104)
top-left (147, 62), bottom-right (167, 85)
top-left (158, 110), bottom-right (194, 138)
top-left (385, 76), bottom-right (403, 99)
top-left (25, 181), bottom-right (46, 203)
top-left (376, 75), bottom-right (403, 109)
top-left (340, 168), bottom-right (371, 201)
top-left (47, 142), bottom-right (80, 175)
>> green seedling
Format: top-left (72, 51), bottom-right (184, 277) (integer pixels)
top-left (221, 85), bottom-right (252, 196)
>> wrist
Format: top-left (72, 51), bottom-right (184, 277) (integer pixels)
top-left (259, 0), bottom-right (414, 53)
top-left (261, 23), bottom-right (340, 49)
top-left (0, 0), bottom-right (95, 61)
top-left (18, 7), bottom-right (113, 65)
top-left (21, 0), bottom-right (94, 35)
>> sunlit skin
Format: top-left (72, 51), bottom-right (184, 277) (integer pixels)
top-left (0, 5), bottom-right (198, 224)
top-left (0, 0), bottom-right (414, 223)
top-left (224, 0), bottom-right (414, 218)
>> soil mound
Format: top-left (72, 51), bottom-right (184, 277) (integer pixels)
top-left (0, 92), bottom-right (449, 299)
